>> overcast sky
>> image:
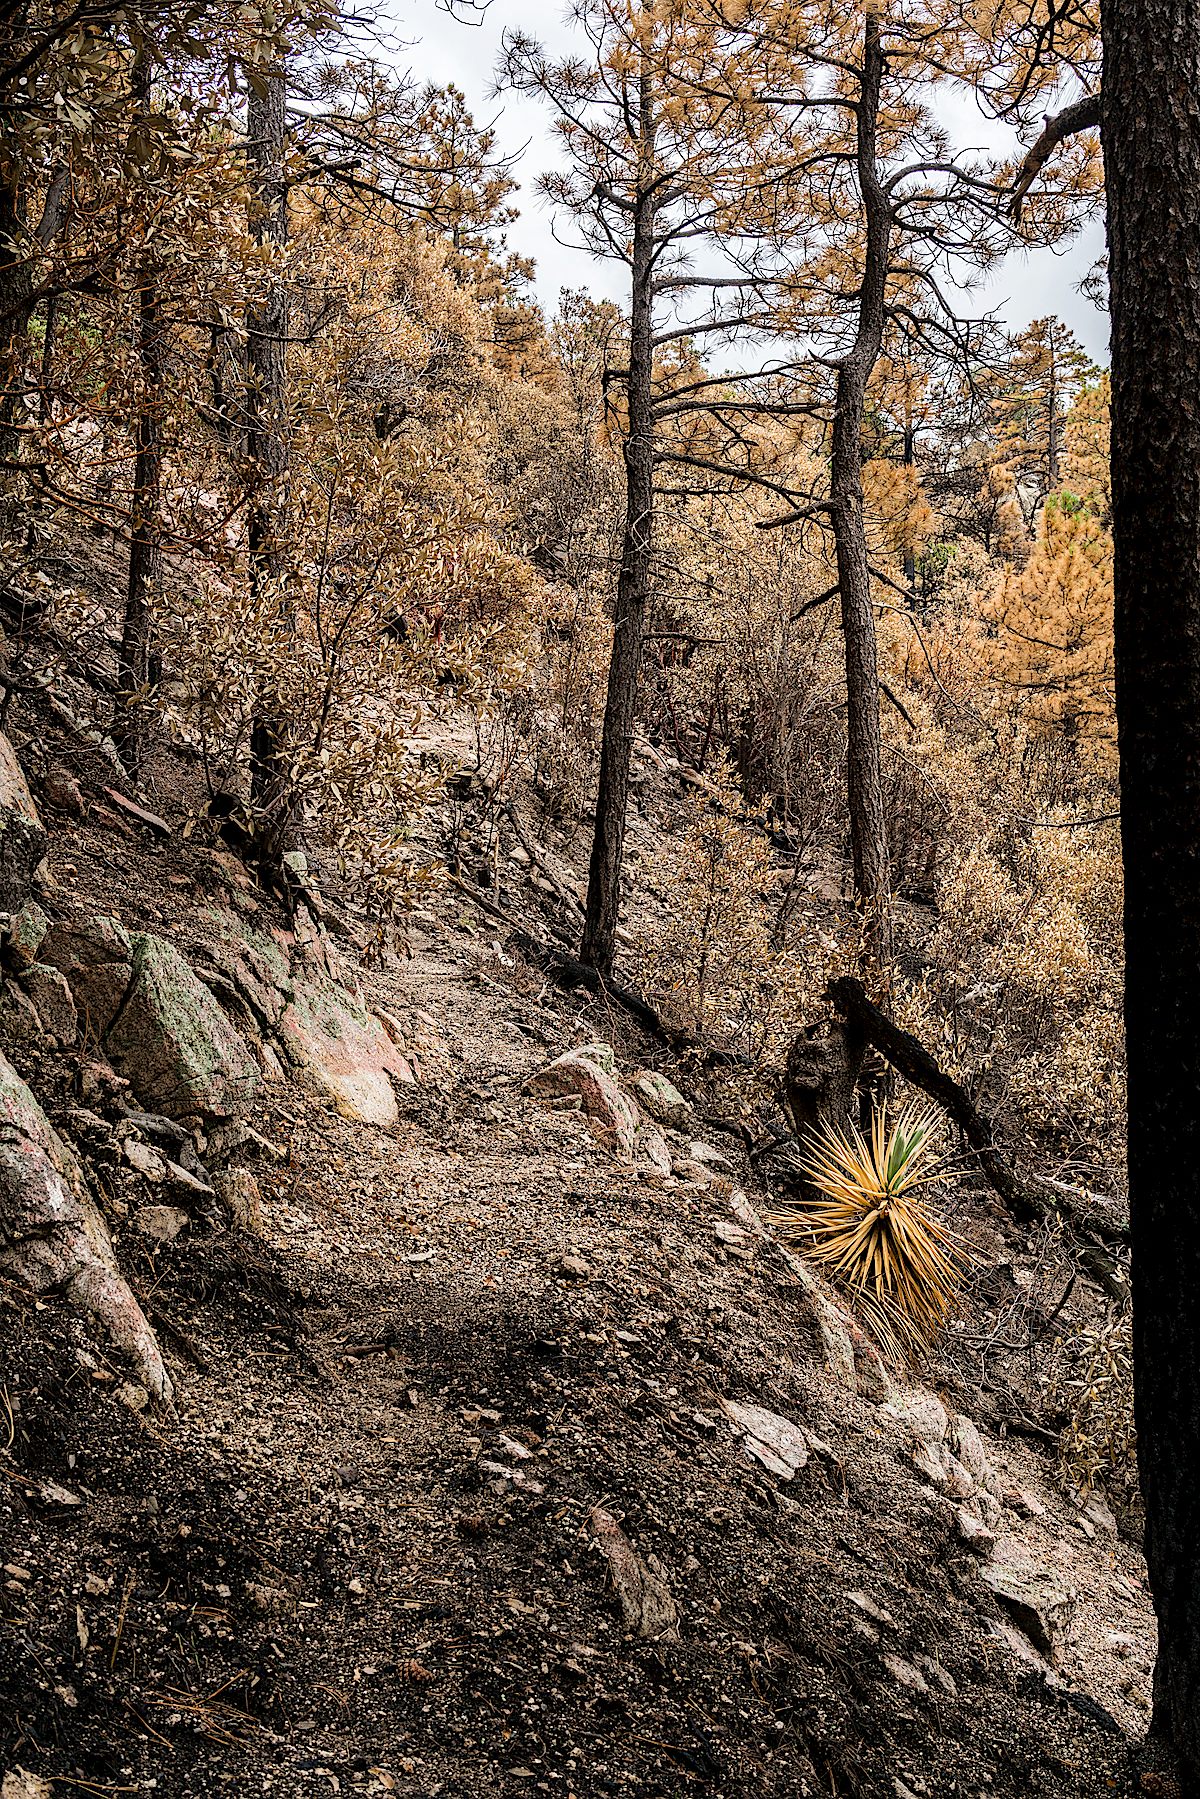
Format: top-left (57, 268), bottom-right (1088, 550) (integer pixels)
top-left (386, 1), bottom-right (1109, 363)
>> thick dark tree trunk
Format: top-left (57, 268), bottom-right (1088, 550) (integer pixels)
top-left (114, 49), bottom-right (162, 778)
top-left (580, 95), bottom-right (656, 976)
top-left (1103, 0), bottom-right (1200, 1772)
top-left (114, 264), bottom-right (162, 777)
top-left (830, 11), bottom-right (892, 957)
top-left (783, 1017), bottom-right (866, 1138)
top-left (0, 170), bottom-right (34, 491)
top-left (244, 66), bottom-right (298, 864)
top-left (245, 69), bottom-right (289, 593)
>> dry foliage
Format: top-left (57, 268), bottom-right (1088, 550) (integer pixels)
top-left (773, 1105), bottom-right (967, 1366)
top-left (1054, 1307), bottom-right (1138, 1506)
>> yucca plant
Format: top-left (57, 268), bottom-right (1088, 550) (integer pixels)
top-left (774, 1103), bottom-right (967, 1365)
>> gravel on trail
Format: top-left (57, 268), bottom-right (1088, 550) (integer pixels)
top-left (0, 815), bottom-right (1158, 1799)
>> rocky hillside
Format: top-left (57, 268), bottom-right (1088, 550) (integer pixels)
top-left (0, 712), bottom-right (1166, 1799)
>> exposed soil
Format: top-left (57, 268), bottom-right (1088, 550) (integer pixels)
top-left (0, 742), bottom-right (1170, 1799)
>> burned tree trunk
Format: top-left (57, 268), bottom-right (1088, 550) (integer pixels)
top-left (115, 47), bottom-right (163, 779)
top-left (821, 976), bottom-right (1129, 1249)
top-left (243, 64), bottom-right (299, 867)
top-left (579, 81), bottom-right (657, 978)
top-left (829, 10), bottom-right (892, 958)
top-left (114, 262), bottom-right (162, 777)
top-left (245, 67), bottom-right (289, 597)
top-left (1103, 0), bottom-right (1200, 1769)
top-left (782, 1019), bottom-right (865, 1138)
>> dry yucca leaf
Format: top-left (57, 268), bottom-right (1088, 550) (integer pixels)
top-left (770, 1103), bottom-right (968, 1366)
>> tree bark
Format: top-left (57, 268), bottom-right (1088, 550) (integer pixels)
top-left (830, 9), bottom-right (892, 958)
top-left (0, 156), bottom-right (66, 506)
top-left (580, 74), bottom-right (656, 977)
top-left (1009, 93), bottom-right (1102, 220)
top-left (114, 260), bottom-right (162, 777)
top-left (782, 1017), bottom-right (866, 1138)
top-left (902, 383), bottom-right (916, 590)
top-left (114, 48), bottom-right (162, 778)
top-left (245, 67), bottom-right (289, 594)
top-left (1103, 0), bottom-right (1200, 1770)
top-left (244, 65), bottom-right (297, 864)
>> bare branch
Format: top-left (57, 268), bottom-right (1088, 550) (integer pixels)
top-left (1010, 92), bottom-right (1101, 220)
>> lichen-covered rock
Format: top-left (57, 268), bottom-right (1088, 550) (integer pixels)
top-left (630, 1069), bottom-right (692, 1130)
top-left (0, 1048), bottom-right (169, 1399)
top-left (6, 900), bottom-right (48, 971)
top-left (204, 921), bottom-right (292, 1030)
top-left (526, 1044), bottom-right (640, 1159)
top-left (202, 916), bottom-right (414, 1126)
top-left (105, 933), bottom-right (260, 1120)
top-left (0, 732), bottom-right (47, 911)
top-left (43, 913), bottom-right (133, 970)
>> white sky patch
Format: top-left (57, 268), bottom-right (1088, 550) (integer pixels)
top-left (387, 1), bottom-right (1109, 361)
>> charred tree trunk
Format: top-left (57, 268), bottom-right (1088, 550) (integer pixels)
top-left (830, 10), bottom-right (892, 958)
top-left (1046, 331), bottom-right (1059, 492)
top-left (245, 68), bottom-right (288, 592)
top-left (580, 79), bottom-right (657, 977)
top-left (114, 50), bottom-right (162, 777)
top-left (114, 264), bottom-right (162, 777)
top-left (0, 168), bottom-right (32, 480)
top-left (782, 1018), bottom-right (866, 1138)
top-left (1103, 0), bottom-right (1200, 1770)
top-left (823, 976), bottom-right (1129, 1246)
top-left (244, 65), bottom-right (297, 865)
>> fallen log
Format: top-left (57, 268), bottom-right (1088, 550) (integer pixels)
top-left (825, 976), bottom-right (1129, 1249)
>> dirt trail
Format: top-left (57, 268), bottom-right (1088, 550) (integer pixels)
top-left (0, 833), bottom-right (1158, 1799)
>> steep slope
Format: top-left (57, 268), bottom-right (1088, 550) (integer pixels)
top-left (0, 729), bottom-right (1161, 1799)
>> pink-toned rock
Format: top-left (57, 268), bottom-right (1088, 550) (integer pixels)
top-left (0, 1048), bottom-right (169, 1399)
top-left (40, 913), bottom-right (134, 1035)
top-left (954, 1504), bottom-right (997, 1554)
top-left (589, 1505), bottom-right (678, 1640)
top-left (276, 974), bottom-right (416, 1126)
top-left (20, 963), bottom-right (77, 1044)
top-left (42, 767), bottom-right (85, 816)
top-left (0, 732), bottom-right (41, 825)
top-left (720, 1397), bottom-right (810, 1479)
top-left (525, 1043), bottom-right (639, 1159)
